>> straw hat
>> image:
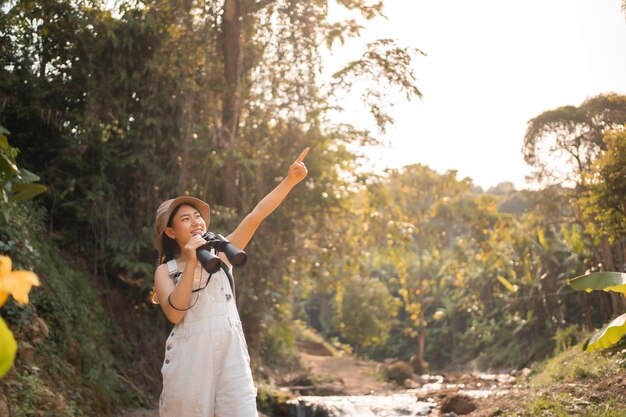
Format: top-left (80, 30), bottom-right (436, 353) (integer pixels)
top-left (154, 196), bottom-right (210, 253)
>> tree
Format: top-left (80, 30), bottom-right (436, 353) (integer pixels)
top-left (523, 94), bottom-right (626, 187)
top-left (582, 128), bottom-right (626, 241)
top-left (523, 94), bottom-right (626, 318)
top-left (0, 0), bottom-right (425, 377)
top-left (337, 275), bottom-right (398, 352)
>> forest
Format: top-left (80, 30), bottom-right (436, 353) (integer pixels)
top-left (0, 1), bottom-right (625, 416)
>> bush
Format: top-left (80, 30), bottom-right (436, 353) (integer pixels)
top-left (553, 325), bottom-right (584, 354)
top-left (0, 202), bottom-right (136, 415)
top-left (530, 342), bottom-right (620, 388)
top-left (337, 276), bottom-right (398, 352)
top-left (385, 361), bottom-right (413, 385)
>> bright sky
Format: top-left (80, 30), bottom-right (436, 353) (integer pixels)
top-left (324, 0), bottom-right (626, 190)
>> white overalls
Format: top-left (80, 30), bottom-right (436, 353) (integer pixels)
top-left (159, 260), bottom-right (258, 417)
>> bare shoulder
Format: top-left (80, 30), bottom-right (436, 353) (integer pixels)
top-left (154, 263), bottom-right (171, 281)
top-left (154, 263), bottom-right (176, 295)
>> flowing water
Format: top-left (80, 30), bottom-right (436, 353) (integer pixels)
top-left (287, 393), bottom-right (436, 417)
top-left (286, 373), bottom-right (516, 417)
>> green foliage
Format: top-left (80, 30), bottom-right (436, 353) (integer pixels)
top-left (0, 2), bottom-right (624, 409)
top-left (293, 320), bottom-right (339, 357)
top-left (523, 94), bottom-right (626, 185)
top-left (297, 161), bottom-right (597, 370)
top-left (530, 342), bottom-right (620, 388)
top-left (583, 313), bottom-right (626, 353)
top-left (570, 272), bottom-right (626, 352)
top-left (336, 275), bottom-right (398, 352)
top-left (255, 380), bottom-right (292, 417)
top-left (2, 0), bottom-right (424, 376)
top-left (330, 38), bottom-right (424, 132)
top-left (525, 396), bottom-right (626, 417)
top-left (0, 128), bottom-right (46, 214)
top-left (0, 125), bottom-right (46, 379)
top-left (472, 311), bottom-right (555, 370)
top-left (581, 128), bottom-right (626, 241)
top-left (0, 316), bottom-right (17, 378)
top-left (553, 325), bottom-right (584, 354)
top-left (7, 366), bottom-right (82, 417)
top-left (260, 320), bottom-right (299, 372)
top-left (570, 272), bottom-right (626, 293)
top-left (0, 202), bottom-right (135, 415)
top-left (491, 341), bottom-right (626, 417)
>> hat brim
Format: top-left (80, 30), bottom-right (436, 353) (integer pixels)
top-left (154, 196), bottom-right (210, 254)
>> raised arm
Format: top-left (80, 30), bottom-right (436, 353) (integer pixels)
top-left (226, 147), bottom-right (309, 250)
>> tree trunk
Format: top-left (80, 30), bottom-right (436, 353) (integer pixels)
top-left (600, 235), bottom-right (625, 315)
top-left (582, 292), bottom-right (593, 331)
top-left (219, 0), bottom-right (242, 208)
top-left (449, 314), bottom-right (457, 361)
top-left (178, 107), bottom-right (192, 191)
top-left (411, 273), bottom-right (429, 374)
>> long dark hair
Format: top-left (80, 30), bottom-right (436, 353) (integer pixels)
top-left (152, 203), bottom-right (198, 304)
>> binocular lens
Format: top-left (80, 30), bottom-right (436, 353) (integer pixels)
top-left (196, 232), bottom-right (247, 273)
top-left (196, 248), bottom-right (222, 274)
top-left (223, 246), bottom-right (247, 268)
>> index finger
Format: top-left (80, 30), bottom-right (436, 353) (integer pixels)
top-left (295, 147), bottom-right (310, 163)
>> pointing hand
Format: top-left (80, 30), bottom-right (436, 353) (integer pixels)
top-left (288, 147), bottom-right (309, 184)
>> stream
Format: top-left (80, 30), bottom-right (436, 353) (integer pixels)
top-left (287, 393), bottom-right (435, 417)
top-left (286, 373), bottom-right (516, 417)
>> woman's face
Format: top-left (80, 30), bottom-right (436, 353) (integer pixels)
top-left (165, 204), bottom-right (207, 247)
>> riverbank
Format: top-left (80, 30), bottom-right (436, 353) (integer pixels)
top-left (114, 331), bottom-right (626, 417)
top-left (116, 341), bottom-right (508, 416)
top-left (267, 337), bottom-right (626, 417)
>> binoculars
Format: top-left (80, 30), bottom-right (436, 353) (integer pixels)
top-left (196, 232), bottom-right (247, 274)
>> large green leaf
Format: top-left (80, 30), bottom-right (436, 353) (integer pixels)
top-left (569, 272), bottom-right (626, 293)
top-left (13, 167), bottom-right (41, 184)
top-left (0, 316), bottom-right (17, 378)
top-left (0, 152), bottom-right (19, 181)
top-left (584, 312), bottom-right (626, 352)
top-left (0, 134), bottom-right (18, 163)
top-left (0, 134), bottom-right (19, 186)
top-left (8, 183), bottom-right (47, 204)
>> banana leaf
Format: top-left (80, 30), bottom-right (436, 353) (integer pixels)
top-left (0, 316), bottom-right (17, 378)
top-left (569, 272), bottom-right (626, 293)
top-left (584, 312), bottom-right (626, 352)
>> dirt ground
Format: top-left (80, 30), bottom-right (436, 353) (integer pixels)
top-left (298, 351), bottom-right (390, 395)
top-left (467, 373), bottom-right (626, 417)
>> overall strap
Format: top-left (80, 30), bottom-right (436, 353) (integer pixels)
top-left (221, 264), bottom-right (236, 300)
top-left (166, 260), bottom-right (181, 282)
top-left (167, 259), bottom-right (234, 298)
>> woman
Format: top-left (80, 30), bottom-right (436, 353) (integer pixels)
top-left (153, 147), bottom-right (309, 416)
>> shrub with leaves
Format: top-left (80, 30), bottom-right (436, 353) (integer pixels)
top-left (0, 255), bottom-right (39, 377)
top-left (0, 127), bottom-right (45, 213)
top-left (569, 272), bottom-right (626, 352)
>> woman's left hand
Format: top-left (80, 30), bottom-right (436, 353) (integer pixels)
top-left (287, 147), bottom-right (309, 184)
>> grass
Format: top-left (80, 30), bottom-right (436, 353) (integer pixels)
top-left (5, 364), bottom-right (82, 417)
top-left (293, 319), bottom-right (343, 357)
top-left (525, 394), bottom-right (626, 417)
top-left (473, 339), bottom-right (626, 417)
top-left (498, 342), bottom-right (626, 417)
top-left (529, 341), bottom-right (620, 388)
